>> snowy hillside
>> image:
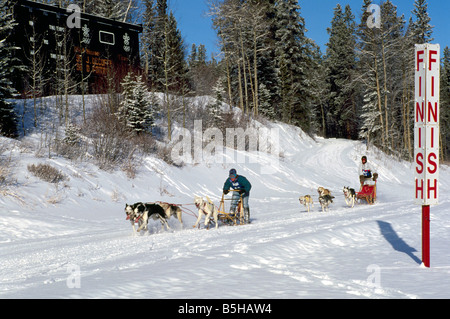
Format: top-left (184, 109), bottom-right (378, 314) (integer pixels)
top-left (1, 95), bottom-right (450, 299)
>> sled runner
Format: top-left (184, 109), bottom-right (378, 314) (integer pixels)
top-left (218, 189), bottom-right (247, 226)
top-left (357, 180), bottom-right (377, 204)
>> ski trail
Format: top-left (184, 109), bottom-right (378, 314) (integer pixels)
top-left (1, 120), bottom-right (449, 299)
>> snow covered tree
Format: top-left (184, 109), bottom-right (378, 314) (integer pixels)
top-left (89, 0), bottom-right (131, 21)
top-left (410, 0), bottom-right (434, 44)
top-left (117, 72), bottom-right (156, 135)
top-left (274, 0), bottom-right (312, 129)
top-left (0, 0), bottom-right (20, 137)
top-left (356, 0), bottom-right (409, 155)
top-left (63, 123), bottom-right (81, 146)
top-left (208, 78), bottom-right (225, 127)
top-left (359, 77), bottom-right (382, 149)
top-left (258, 83), bottom-right (275, 120)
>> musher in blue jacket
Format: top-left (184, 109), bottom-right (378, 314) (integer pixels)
top-left (223, 168), bottom-right (252, 223)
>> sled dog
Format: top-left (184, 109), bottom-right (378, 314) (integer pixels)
top-left (125, 202), bottom-right (171, 233)
top-left (343, 186), bottom-right (356, 208)
top-left (299, 195), bottom-right (314, 212)
top-left (125, 202), bottom-right (145, 232)
top-left (318, 195), bottom-right (334, 212)
top-left (158, 202), bottom-right (184, 227)
top-left (318, 187), bottom-right (332, 197)
top-left (193, 196), bottom-right (219, 229)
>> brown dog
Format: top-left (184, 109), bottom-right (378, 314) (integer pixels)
top-left (318, 187), bottom-right (332, 197)
top-left (299, 195), bottom-right (314, 212)
top-left (158, 202), bottom-right (184, 227)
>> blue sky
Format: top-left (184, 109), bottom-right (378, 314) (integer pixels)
top-left (168, 0), bottom-right (449, 60)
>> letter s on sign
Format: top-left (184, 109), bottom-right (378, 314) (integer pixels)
top-left (416, 152), bottom-right (424, 174)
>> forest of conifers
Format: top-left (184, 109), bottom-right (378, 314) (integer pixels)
top-left (0, 0), bottom-right (449, 161)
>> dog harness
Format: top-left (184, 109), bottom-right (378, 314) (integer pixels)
top-left (196, 201), bottom-right (211, 215)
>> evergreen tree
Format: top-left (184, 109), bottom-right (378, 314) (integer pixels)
top-left (274, 0), bottom-right (312, 129)
top-left (208, 78), bottom-right (225, 127)
top-left (379, 1), bottom-right (407, 154)
top-left (145, 0), bottom-right (168, 89)
top-left (410, 0), bottom-right (434, 44)
top-left (142, 0), bottom-right (158, 80)
top-left (0, 0), bottom-right (19, 137)
top-left (117, 72), bottom-right (155, 135)
top-left (166, 11), bottom-right (187, 93)
top-left (324, 4), bottom-right (358, 139)
top-left (64, 123), bottom-right (81, 146)
top-left (188, 43), bottom-right (198, 68)
top-left (258, 83), bottom-right (276, 120)
top-left (143, 0), bottom-right (186, 93)
top-left (359, 76), bottom-right (382, 148)
top-left (356, 0), bottom-right (384, 150)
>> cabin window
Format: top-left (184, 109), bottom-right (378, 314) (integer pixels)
top-left (99, 31), bottom-right (115, 45)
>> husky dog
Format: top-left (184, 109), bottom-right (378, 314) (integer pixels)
top-left (299, 195), bottom-right (314, 212)
top-left (158, 202), bottom-right (184, 227)
top-left (125, 202), bottom-right (145, 232)
top-left (343, 186), bottom-right (356, 208)
top-left (193, 196), bottom-right (219, 229)
top-left (318, 195), bottom-right (335, 212)
top-left (125, 202), bottom-right (171, 233)
top-left (318, 186), bottom-right (332, 197)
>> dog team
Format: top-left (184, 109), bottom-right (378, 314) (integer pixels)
top-left (125, 156), bottom-right (377, 233)
top-left (125, 168), bottom-right (251, 234)
top-left (299, 155), bottom-right (378, 212)
top-left (299, 186), bottom-right (356, 213)
top-left (124, 197), bottom-right (221, 235)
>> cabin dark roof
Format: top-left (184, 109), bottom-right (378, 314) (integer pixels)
top-left (16, 0), bottom-right (143, 33)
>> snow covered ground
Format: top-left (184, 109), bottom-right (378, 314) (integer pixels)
top-left (1, 96), bottom-right (449, 299)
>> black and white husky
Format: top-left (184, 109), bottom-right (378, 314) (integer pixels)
top-left (318, 195), bottom-right (335, 212)
top-left (125, 202), bottom-right (171, 233)
top-left (343, 186), bottom-right (356, 208)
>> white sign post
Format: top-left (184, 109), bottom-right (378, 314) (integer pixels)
top-left (414, 43), bottom-right (440, 268)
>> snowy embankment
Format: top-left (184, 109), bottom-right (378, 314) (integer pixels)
top-left (0, 96), bottom-right (450, 299)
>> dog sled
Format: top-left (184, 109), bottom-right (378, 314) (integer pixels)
top-left (356, 180), bottom-right (377, 204)
top-left (218, 189), bottom-right (247, 226)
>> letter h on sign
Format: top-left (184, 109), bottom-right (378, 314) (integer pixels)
top-left (414, 44), bottom-right (440, 205)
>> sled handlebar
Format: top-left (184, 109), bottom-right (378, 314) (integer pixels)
top-left (223, 189), bottom-right (245, 194)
